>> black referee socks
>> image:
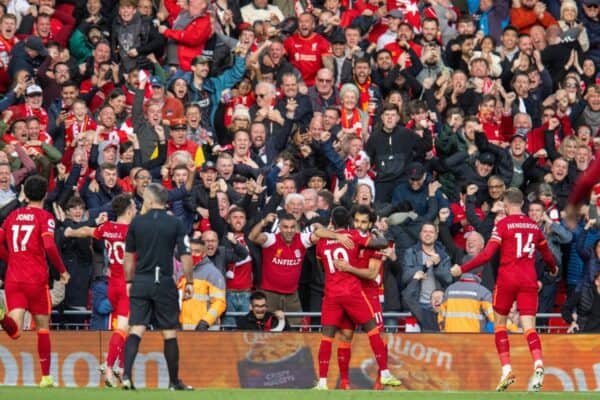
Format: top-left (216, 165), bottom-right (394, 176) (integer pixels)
top-left (123, 334), bottom-right (141, 380)
top-left (164, 338), bottom-right (180, 384)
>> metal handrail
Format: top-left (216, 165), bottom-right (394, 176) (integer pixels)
top-left (50, 310), bottom-right (568, 332)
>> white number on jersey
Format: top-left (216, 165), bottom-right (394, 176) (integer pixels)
top-left (11, 224), bottom-right (34, 252)
top-left (323, 247), bottom-right (350, 274)
top-left (106, 241), bottom-right (125, 265)
top-left (515, 232), bottom-right (535, 258)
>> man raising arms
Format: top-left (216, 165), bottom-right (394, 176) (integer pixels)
top-left (451, 188), bottom-right (558, 392)
top-left (0, 175), bottom-right (70, 387)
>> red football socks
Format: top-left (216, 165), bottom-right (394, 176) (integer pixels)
top-left (494, 325), bottom-right (511, 366)
top-left (106, 330), bottom-right (126, 369)
top-left (337, 341), bottom-right (351, 382)
top-left (367, 328), bottom-right (388, 371)
top-left (318, 336), bottom-right (333, 379)
top-left (0, 315), bottom-right (19, 339)
top-left (525, 328), bottom-right (543, 364)
top-left (37, 329), bottom-right (51, 376)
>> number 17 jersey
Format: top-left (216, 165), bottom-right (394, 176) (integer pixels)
top-left (316, 229), bottom-right (370, 297)
top-left (491, 214), bottom-right (546, 286)
top-left (93, 221), bottom-right (128, 285)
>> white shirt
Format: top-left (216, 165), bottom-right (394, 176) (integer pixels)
top-left (241, 3), bottom-right (285, 24)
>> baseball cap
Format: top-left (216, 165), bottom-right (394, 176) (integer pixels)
top-left (477, 152), bottom-right (495, 165)
top-left (170, 118), bottom-right (187, 130)
top-left (149, 75), bottom-right (164, 87)
top-left (510, 131), bottom-right (527, 142)
top-left (387, 9), bottom-right (404, 19)
top-left (193, 50), bottom-right (213, 65)
top-left (583, 0), bottom-right (599, 6)
top-left (24, 36), bottom-right (48, 57)
top-left (200, 161), bottom-right (217, 172)
top-left (26, 84), bottom-right (43, 96)
top-left (407, 162), bottom-right (426, 180)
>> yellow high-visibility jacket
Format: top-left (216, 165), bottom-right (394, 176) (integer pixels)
top-left (178, 258), bottom-right (226, 330)
top-left (438, 274), bottom-right (495, 332)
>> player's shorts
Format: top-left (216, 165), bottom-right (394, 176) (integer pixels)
top-left (366, 291), bottom-right (384, 331)
top-left (321, 290), bottom-right (375, 329)
top-left (129, 276), bottom-right (179, 329)
top-left (4, 282), bottom-right (51, 316)
top-left (493, 279), bottom-right (538, 316)
top-left (108, 282), bottom-right (129, 319)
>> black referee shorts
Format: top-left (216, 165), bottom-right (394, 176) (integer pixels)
top-left (129, 277), bottom-right (179, 329)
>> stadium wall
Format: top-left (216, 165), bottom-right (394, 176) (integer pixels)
top-left (0, 332), bottom-right (598, 391)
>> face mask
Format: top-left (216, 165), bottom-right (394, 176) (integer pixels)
top-left (541, 198), bottom-right (552, 207)
top-left (192, 255), bottom-right (203, 265)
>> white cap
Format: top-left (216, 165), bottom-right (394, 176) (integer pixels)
top-left (26, 84), bottom-right (43, 95)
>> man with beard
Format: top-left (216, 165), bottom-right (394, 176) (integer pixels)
top-left (37, 60), bottom-right (71, 109)
top-left (384, 22), bottom-right (423, 68)
top-left (208, 191), bottom-right (255, 327)
top-left (47, 81), bottom-right (79, 146)
top-left (167, 118), bottom-right (205, 167)
top-left (376, 9), bottom-right (404, 50)
top-left (371, 50), bottom-right (394, 93)
top-left (347, 58), bottom-right (382, 121)
top-left (284, 13), bottom-right (333, 87)
top-left (259, 39), bottom-right (303, 88)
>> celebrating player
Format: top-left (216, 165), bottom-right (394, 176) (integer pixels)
top-left (329, 205), bottom-right (391, 390)
top-left (0, 175), bottom-right (70, 388)
top-left (450, 188), bottom-right (558, 392)
top-left (314, 206), bottom-right (401, 390)
top-left (64, 194), bottom-right (136, 387)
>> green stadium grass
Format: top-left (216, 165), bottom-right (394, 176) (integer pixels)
top-left (1, 388), bottom-right (600, 400)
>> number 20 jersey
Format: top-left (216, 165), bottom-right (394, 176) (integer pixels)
top-left (316, 229), bottom-right (370, 297)
top-left (93, 221), bottom-right (128, 285)
top-left (490, 214), bottom-right (546, 286)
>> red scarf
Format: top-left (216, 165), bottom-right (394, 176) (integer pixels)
top-left (355, 78), bottom-right (372, 112)
top-left (341, 107), bottom-right (363, 138)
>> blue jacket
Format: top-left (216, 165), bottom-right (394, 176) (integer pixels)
top-left (576, 228), bottom-right (600, 291)
top-left (567, 224), bottom-right (598, 287)
top-left (90, 279), bottom-right (112, 330)
top-left (173, 55), bottom-right (246, 129)
top-left (391, 178), bottom-right (448, 220)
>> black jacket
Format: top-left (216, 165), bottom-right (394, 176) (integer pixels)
top-left (236, 311), bottom-right (290, 331)
top-left (365, 125), bottom-right (432, 183)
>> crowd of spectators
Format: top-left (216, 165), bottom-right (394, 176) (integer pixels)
top-left (0, 0), bottom-right (599, 333)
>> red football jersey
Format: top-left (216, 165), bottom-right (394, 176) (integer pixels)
top-left (490, 214), bottom-right (546, 285)
top-left (260, 232), bottom-right (312, 294)
top-left (356, 246), bottom-right (382, 296)
top-left (1, 206), bottom-right (57, 285)
top-left (93, 221), bottom-right (128, 285)
top-left (226, 233), bottom-right (253, 291)
top-left (284, 33), bottom-right (332, 86)
top-left (316, 229), bottom-right (369, 296)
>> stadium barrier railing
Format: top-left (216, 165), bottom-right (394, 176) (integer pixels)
top-left (48, 310), bottom-right (568, 332)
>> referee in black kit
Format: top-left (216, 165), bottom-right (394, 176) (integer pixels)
top-left (121, 183), bottom-right (194, 391)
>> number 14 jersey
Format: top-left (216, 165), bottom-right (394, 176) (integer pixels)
top-left (316, 229), bottom-right (370, 297)
top-left (491, 214), bottom-right (547, 285)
